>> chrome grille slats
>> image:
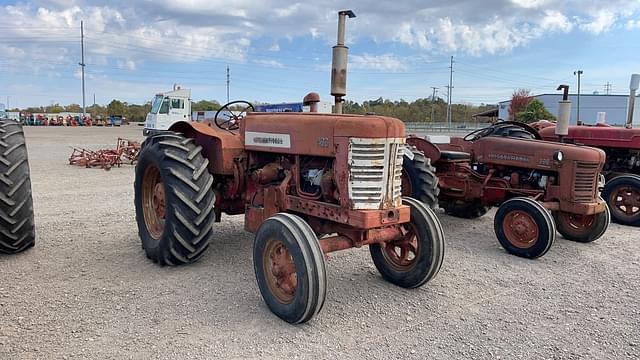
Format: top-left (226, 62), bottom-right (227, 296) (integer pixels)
top-left (348, 138), bottom-right (405, 209)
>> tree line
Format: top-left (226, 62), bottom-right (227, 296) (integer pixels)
top-left (12, 97), bottom-right (497, 123)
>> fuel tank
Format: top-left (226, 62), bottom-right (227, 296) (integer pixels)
top-left (472, 136), bottom-right (606, 171)
top-left (242, 112), bottom-right (405, 156)
top-left (538, 125), bottom-right (640, 150)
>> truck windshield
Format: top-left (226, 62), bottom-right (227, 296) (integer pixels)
top-left (151, 95), bottom-right (164, 114)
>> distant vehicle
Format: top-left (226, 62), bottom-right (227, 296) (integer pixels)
top-left (109, 115), bottom-right (123, 126)
top-left (144, 87), bottom-right (191, 135)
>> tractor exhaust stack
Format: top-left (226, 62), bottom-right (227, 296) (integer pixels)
top-left (556, 84), bottom-right (571, 142)
top-left (331, 10), bottom-right (356, 114)
top-left (626, 74), bottom-right (640, 129)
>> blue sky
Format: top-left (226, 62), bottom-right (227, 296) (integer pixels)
top-left (1, 0), bottom-right (639, 109)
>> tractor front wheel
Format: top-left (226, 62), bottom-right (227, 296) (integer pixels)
top-left (253, 213), bottom-right (326, 324)
top-left (494, 197), bottom-right (555, 259)
top-left (601, 175), bottom-right (640, 226)
top-left (553, 205), bottom-right (610, 243)
top-left (369, 197), bottom-right (445, 288)
top-left (134, 132), bottom-right (216, 265)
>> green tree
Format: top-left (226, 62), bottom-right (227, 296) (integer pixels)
top-left (107, 99), bottom-right (125, 116)
top-left (516, 99), bottom-right (556, 123)
top-left (192, 100), bottom-right (221, 111)
top-left (65, 104), bottom-right (82, 112)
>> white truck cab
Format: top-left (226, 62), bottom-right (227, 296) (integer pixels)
top-left (144, 87), bottom-right (191, 135)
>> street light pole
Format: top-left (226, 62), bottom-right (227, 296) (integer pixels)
top-left (574, 70), bottom-right (583, 124)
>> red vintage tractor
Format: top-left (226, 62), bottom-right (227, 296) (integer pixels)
top-left (406, 120), bottom-right (610, 259)
top-left (134, 100), bottom-right (444, 323)
top-left (533, 75), bottom-right (640, 226)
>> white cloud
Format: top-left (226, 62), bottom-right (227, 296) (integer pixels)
top-left (252, 59), bottom-right (285, 68)
top-left (350, 54), bottom-right (407, 72)
top-left (627, 19), bottom-right (640, 29)
top-left (117, 59), bottom-right (137, 71)
top-left (579, 10), bottom-right (617, 34)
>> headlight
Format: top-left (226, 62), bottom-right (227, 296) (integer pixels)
top-left (553, 150), bottom-right (564, 162)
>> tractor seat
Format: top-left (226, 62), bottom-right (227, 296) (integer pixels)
top-left (439, 150), bottom-right (471, 161)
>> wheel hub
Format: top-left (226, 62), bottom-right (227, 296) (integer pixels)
top-left (383, 224), bottom-right (419, 271)
top-left (142, 165), bottom-right (165, 240)
top-left (612, 186), bottom-right (640, 218)
top-left (264, 239), bottom-right (297, 304)
top-left (503, 210), bottom-right (538, 249)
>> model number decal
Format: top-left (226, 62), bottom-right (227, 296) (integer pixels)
top-left (488, 153), bottom-right (529, 162)
top-left (245, 131), bottom-right (291, 148)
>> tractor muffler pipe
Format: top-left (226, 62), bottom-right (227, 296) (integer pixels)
top-left (556, 84), bottom-right (570, 141)
top-left (331, 10), bottom-right (356, 114)
top-left (626, 74), bottom-right (640, 129)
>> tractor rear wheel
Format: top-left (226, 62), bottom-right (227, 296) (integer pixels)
top-left (369, 197), bottom-right (445, 288)
top-left (553, 204), bottom-right (610, 243)
top-left (401, 146), bottom-right (439, 209)
top-left (0, 119), bottom-right (35, 254)
top-left (134, 132), bottom-right (216, 265)
top-left (253, 213), bottom-right (326, 324)
top-left (601, 175), bottom-right (640, 226)
top-left (441, 199), bottom-right (489, 219)
top-left (494, 197), bottom-right (555, 259)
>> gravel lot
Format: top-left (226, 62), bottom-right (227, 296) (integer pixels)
top-left (1, 125), bottom-right (639, 359)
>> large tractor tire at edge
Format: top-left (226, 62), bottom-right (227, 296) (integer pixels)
top-left (134, 131), bottom-right (216, 265)
top-left (0, 119), bottom-right (36, 254)
top-left (402, 146), bottom-right (440, 209)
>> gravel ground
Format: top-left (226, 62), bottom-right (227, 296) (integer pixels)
top-left (1, 125), bottom-right (639, 360)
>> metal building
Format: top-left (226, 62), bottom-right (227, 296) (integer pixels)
top-left (498, 94), bottom-right (640, 126)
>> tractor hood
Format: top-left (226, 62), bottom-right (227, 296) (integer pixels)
top-left (538, 125), bottom-right (640, 149)
top-left (472, 136), bottom-right (606, 171)
top-left (242, 112), bottom-right (405, 156)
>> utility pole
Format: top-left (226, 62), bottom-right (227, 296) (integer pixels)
top-left (79, 20), bottom-right (86, 118)
top-left (603, 81), bottom-right (611, 95)
top-left (226, 66), bottom-right (230, 104)
top-left (430, 87), bottom-right (438, 122)
top-left (6, 96), bottom-right (9, 110)
top-left (574, 70), bottom-right (583, 123)
top-left (447, 56), bottom-right (454, 128)
top-left (93, 93), bottom-right (96, 107)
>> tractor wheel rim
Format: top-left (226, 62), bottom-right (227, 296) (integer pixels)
top-left (401, 169), bottom-right (412, 197)
top-left (142, 165), bottom-right (165, 240)
top-left (502, 210), bottom-right (539, 249)
top-left (263, 239), bottom-right (297, 304)
top-left (557, 212), bottom-right (595, 230)
top-left (382, 223), bottom-right (419, 271)
top-left (609, 186), bottom-right (640, 220)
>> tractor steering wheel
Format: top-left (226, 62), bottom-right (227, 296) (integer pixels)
top-left (214, 100), bottom-right (255, 131)
top-left (464, 121), bottom-right (541, 141)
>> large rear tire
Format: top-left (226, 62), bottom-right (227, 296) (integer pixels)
top-left (369, 197), bottom-right (445, 288)
top-left (494, 197), bottom-right (555, 259)
top-left (601, 175), bottom-right (640, 226)
top-left (0, 119), bottom-right (35, 254)
top-left (401, 146), bottom-right (439, 209)
top-left (253, 213), bottom-right (327, 324)
top-left (134, 132), bottom-right (216, 265)
top-left (553, 204), bottom-right (610, 243)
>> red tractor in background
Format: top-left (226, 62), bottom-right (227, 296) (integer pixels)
top-left (533, 74), bottom-right (640, 226)
top-left (405, 120), bottom-right (610, 259)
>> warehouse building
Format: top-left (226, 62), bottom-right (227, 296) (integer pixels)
top-left (498, 94), bottom-right (640, 126)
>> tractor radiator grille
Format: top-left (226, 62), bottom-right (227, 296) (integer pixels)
top-left (348, 137), bottom-right (405, 210)
top-left (572, 161), bottom-right (599, 202)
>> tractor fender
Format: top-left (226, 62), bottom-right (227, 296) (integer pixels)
top-left (407, 136), bottom-right (441, 163)
top-left (168, 121), bottom-right (243, 175)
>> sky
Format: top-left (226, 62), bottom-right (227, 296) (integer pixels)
top-left (0, 0), bottom-right (639, 109)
